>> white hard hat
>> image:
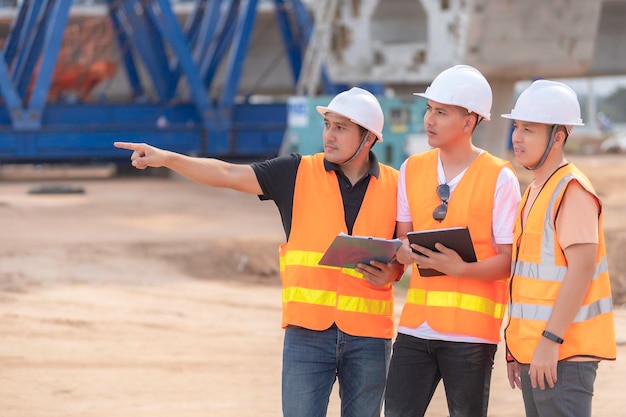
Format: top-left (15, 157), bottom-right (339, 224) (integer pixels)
top-left (414, 65), bottom-right (492, 120)
top-left (501, 80), bottom-right (584, 127)
top-left (316, 87), bottom-right (384, 142)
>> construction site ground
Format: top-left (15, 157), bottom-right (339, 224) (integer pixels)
top-left (1, 153), bottom-right (625, 417)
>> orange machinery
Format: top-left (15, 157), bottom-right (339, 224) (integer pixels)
top-left (32, 17), bottom-right (118, 102)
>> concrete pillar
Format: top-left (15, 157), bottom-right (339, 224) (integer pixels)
top-left (473, 79), bottom-right (516, 158)
top-left (587, 78), bottom-right (598, 131)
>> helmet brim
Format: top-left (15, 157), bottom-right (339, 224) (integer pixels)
top-left (316, 106), bottom-right (384, 142)
top-left (413, 93), bottom-right (491, 120)
top-left (500, 113), bottom-right (584, 126)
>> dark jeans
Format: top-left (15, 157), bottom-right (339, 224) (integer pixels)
top-left (282, 324), bottom-right (391, 417)
top-left (520, 361), bottom-right (598, 417)
top-left (384, 333), bottom-right (497, 417)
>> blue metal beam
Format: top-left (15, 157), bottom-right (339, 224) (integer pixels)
top-left (200, 0), bottom-right (240, 89)
top-left (150, 0), bottom-right (213, 127)
top-left (273, 0), bottom-right (304, 83)
top-left (219, 0), bottom-right (259, 108)
top-left (0, 0), bottom-right (330, 162)
top-left (0, 53), bottom-right (24, 125)
top-left (108, 2), bottom-right (144, 99)
top-left (191, 0), bottom-right (222, 65)
top-left (168, 0), bottom-right (208, 86)
top-left (183, 0), bottom-right (207, 45)
top-left (0, 0), bottom-right (74, 129)
top-left (144, 1), bottom-right (180, 99)
top-left (112, 0), bottom-right (172, 100)
top-left (2, 0), bottom-right (30, 64)
top-left (26, 0), bottom-right (73, 128)
top-left (11, 0), bottom-right (47, 99)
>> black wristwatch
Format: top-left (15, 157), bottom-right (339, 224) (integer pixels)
top-left (542, 330), bottom-right (564, 344)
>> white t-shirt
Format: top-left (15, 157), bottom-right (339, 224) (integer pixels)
top-left (396, 150), bottom-right (521, 343)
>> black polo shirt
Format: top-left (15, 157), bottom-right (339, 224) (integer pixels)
top-left (251, 152), bottom-right (381, 240)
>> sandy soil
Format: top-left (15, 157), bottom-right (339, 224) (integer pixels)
top-left (1, 154), bottom-right (625, 417)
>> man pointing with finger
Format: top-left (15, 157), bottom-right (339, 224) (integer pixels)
top-left (115, 87), bottom-right (404, 417)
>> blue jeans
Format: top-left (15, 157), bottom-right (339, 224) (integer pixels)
top-left (519, 361), bottom-right (598, 417)
top-left (282, 324), bottom-right (391, 417)
top-left (384, 333), bottom-right (497, 417)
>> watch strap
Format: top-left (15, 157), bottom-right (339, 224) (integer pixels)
top-left (542, 330), bottom-right (564, 344)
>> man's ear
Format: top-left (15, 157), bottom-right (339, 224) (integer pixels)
top-left (367, 134), bottom-right (381, 150)
top-left (464, 114), bottom-right (477, 132)
top-left (553, 129), bottom-right (567, 148)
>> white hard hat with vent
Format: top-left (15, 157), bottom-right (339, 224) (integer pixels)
top-left (414, 65), bottom-right (492, 120)
top-left (316, 87), bottom-right (384, 142)
top-left (501, 80), bottom-right (584, 127)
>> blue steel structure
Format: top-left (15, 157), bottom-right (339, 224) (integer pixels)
top-left (0, 0), bottom-right (350, 163)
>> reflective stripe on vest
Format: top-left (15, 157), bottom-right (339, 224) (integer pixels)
top-left (399, 150), bottom-right (512, 342)
top-left (512, 257), bottom-right (608, 283)
top-left (506, 165), bottom-right (616, 363)
top-left (508, 297), bottom-right (612, 323)
top-left (279, 154), bottom-right (398, 338)
top-left (405, 288), bottom-right (507, 319)
top-left (280, 249), bottom-right (369, 280)
top-left (280, 249), bottom-right (394, 315)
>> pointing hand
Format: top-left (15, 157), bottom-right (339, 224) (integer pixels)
top-left (114, 142), bottom-right (167, 169)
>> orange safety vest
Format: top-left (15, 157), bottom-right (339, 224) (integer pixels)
top-left (398, 149), bottom-right (512, 342)
top-left (505, 164), bottom-right (616, 363)
top-left (279, 153), bottom-right (399, 339)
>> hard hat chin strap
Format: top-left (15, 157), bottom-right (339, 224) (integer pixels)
top-left (525, 124), bottom-right (560, 171)
top-left (472, 115), bottom-right (484, 133)
top-left (339, 130), bottom-right (372, 166)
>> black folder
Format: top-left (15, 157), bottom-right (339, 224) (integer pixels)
top-left (407, 226), bottom-right (477, 277)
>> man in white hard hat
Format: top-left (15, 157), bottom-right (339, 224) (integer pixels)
top-left (115, 87), bottom-right (404, 417)
top-left (502, 80), bottom-right (616, 417)
top-left (384, 65), bottom-right (521, 417)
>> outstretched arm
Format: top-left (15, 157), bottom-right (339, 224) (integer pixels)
top-left (114, 142), bottom-right (263, 195)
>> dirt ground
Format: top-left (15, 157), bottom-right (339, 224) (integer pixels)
top-left (1, 154), bottom-right (625, 417)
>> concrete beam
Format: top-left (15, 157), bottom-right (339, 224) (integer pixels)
top-left (589, 0), bottom-right (626, 76)
top-left (466, 0), bottom-right (603, 80)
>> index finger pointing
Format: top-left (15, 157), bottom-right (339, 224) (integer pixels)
top-left (114, 142), bottom-right (143, 151)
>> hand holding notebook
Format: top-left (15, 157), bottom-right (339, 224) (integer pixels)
top-left (407, 226), bottom-right (477, 277)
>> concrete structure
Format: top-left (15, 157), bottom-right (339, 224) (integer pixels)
top-left (318, 0), bottom-right (626, 155)
top-left (1, 0), bottom-right (625, 156)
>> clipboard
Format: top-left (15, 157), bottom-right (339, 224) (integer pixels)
top-left (407, 226), bottom-right (477, 277)
top-left (318, 232), bottom-right (402, 269)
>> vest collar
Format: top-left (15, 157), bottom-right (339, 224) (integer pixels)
top-left (323, 151), bottom-right (380, 179)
